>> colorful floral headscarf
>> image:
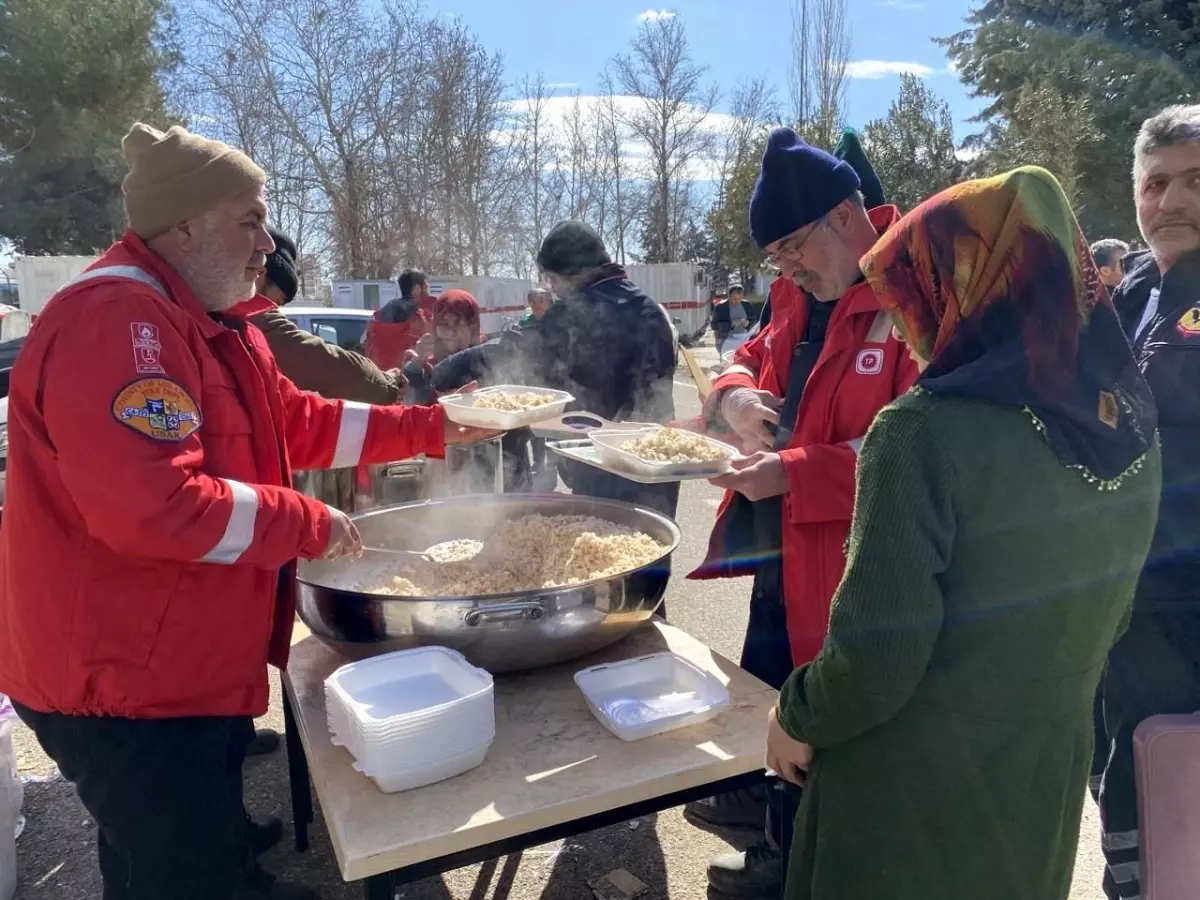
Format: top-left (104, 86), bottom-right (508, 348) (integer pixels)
top-left (860, 166), bottom-right (1156, 483)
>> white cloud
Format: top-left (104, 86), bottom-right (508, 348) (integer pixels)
top-left (880, 0), bottom-right (927, 8)
top-left (543, 82), bottom-right (580, 90)
top-left (502, 93), bottom-right (741, 183)
top-left (636, 9), bottom-right (677, 23)
top-left (844, 60), bottom-right (936, 80)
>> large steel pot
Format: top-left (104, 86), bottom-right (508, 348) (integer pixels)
top-left (295, 493), bottom-right (681, 672)
top-left (292, 436), bottom-right (505, 514)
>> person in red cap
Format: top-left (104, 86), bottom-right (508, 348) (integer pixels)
top-left (0, 122), bottom-right (490, 900)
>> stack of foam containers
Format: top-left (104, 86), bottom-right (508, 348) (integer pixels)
top-left (0, 695), bottom-right (21, 900)
top-left (324, 647), bottom-right (495, 794)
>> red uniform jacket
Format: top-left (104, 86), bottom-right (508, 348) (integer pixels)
top-left (691, 206), bottom-right (919, 666)
top-left (0, 233), bottom-right (447, 719)
top-left (364, 304), bottom-right (430, 370)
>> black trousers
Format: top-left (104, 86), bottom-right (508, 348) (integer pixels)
top-left (1098, 610), bottom-right (1200, 900)
top-left (14, 703), bottom-right (256, 900)
top-left (739, 561), bottom-right (804, 854)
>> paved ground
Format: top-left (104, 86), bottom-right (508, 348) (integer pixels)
top-left (10, 337), bottom-right (1108, 899)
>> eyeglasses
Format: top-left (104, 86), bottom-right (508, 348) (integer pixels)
top-left (765, 218), bottom-right (825, 268)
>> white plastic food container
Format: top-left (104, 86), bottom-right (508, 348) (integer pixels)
top-left (351, 740), bottom-right (492, 793)
top-left (574, 652), bottom-right (731, 741)
top-left (590, 426), bottom-right (739, 479)
top-left (324, 647), bottom-right (495, 777)
top-left (325, 647), bottom-right (493, 728)
top-left (438, 385), bottom-right (574, 430)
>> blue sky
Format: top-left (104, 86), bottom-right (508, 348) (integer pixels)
top-left (431, 0), bottom-right (989, 140)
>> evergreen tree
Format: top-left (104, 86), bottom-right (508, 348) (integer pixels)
top-left (0, 0), bottom-right (179, 254)
top-left (941, 0), bottom-right (1199, 238)
top-left (863, 74), bottom-right (962, 213)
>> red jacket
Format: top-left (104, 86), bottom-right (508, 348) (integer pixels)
top-left (364, 302), bottom-right (430, 370)
top-left (0, 233), bottom-right (447, 719)
top-left (691, 206), bottom-right (919, 666)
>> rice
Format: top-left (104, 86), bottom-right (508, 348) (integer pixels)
top-left (620, 427), bottom-right (732, 464)
top-left (472, 392), bottom-right (558, 412)
top-left (361, 513), bottom-right (666, 597)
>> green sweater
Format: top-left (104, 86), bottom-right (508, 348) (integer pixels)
top-left (778, 390), bottom-right (1161, 900)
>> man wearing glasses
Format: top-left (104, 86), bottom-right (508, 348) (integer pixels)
top-left (687, 126), bottom-right (916, 899)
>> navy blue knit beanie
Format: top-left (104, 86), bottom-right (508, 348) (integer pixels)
top-left (749, 127), bottom-right (862, 249)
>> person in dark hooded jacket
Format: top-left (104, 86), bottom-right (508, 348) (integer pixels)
top-left (433, 221), bottom-right (679, 521)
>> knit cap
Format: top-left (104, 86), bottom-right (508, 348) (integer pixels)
top-left (749, 127), bottom-right (861, 249)
top-left (264, 227), bottom-right (299, 303)
top-left (537, 221), bottom-right (611, 276)
top-left (121, 123), bottom-right (266, 239)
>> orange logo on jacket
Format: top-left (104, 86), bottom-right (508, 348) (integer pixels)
top-left (112, 378), bottom-right (202, 442)
top-left (1177, 307), bottom-right (1200, 338)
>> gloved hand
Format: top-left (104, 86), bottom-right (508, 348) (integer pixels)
top-left (321, 506), bottom-right (363, 559)
top-left (719, 388), bottom-right (781, 453)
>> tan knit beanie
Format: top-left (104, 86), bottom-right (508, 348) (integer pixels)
top-left (121, 123), bottom-right (266, 239)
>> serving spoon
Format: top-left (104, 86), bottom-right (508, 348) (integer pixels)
top-left (361, 539), bottom-right (485, 564)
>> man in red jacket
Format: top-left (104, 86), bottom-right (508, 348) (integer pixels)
top-left (688, 128), bottom-right (917, 899)
top-left (0, 123), bottom-right (488, 900)
top-left (363, 268), bottom-right (432, 369)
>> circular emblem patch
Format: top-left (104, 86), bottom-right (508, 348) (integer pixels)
top-left (112, 378), bottom-right (202, 442)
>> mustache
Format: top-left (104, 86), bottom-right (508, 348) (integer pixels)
top-left (1153, 217), bottom-right (1199, 231)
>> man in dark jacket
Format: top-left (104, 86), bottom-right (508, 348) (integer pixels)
top-left (250, 229), bottom-right (405, 404)
top-left (1097, 103), bottom-right (1200, 900)
top-left (434, 221), bottom-right (679, 519)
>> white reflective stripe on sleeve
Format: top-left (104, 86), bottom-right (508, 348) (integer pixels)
top-left (721, 364), bottom-right (756, 380)
top-left (200, 479), bottom-right (259, 564)
top-left (848, 436), bottom-right (866, 455)
top-left (66, 265), bottom-right (167, 298)
top-left (330, 401), bottom-right (371, 468)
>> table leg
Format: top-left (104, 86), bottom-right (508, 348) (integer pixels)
top-left (363, 872), bottom-right (396, 900)
top-left (283, 690), bottom-right (314, 852)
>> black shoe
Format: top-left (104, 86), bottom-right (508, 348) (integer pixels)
top-left (247, 728), bottom-right (281, 756)
top-left (243, 866), bottom-right (320, 900)
top-left (247, 813), bottom-right (284, 856)
top-left (707, 843), bottom-right (785, 899)
top-left (684, 782), bottom-right (768, 834)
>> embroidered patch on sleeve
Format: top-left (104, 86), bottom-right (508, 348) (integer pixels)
top-left (1177, 307), bottom-right (1200, 338)
top-left (112, 378), bottom-right (202, 442)
top-left (1098, 391), bottom-right (1119, 429)
top-left (130, 322), bottom-right (166, 374)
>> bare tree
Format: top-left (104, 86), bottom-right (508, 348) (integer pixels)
top-left (612, 16), bottom-right (719, 263)
top-left (789, 0), bottom-right (851, 149)
top-left (511, 74), bottom-right (560, 267)
top-left (595, 73), bottom-right (638, 264)
top-left (179, 0), bottom-right (514, 279)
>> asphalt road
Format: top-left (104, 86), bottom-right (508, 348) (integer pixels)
top-left (9, 338), bottom-right (1108, 900)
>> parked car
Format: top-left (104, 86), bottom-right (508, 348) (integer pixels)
top-left (280, 306), bottom-right (375, 354)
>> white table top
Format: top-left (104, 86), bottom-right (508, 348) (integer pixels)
top-left (283, 622), bottom-right (776, 881)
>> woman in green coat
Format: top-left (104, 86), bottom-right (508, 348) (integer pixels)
top-left (766, 167), bottom-right (1163, 900)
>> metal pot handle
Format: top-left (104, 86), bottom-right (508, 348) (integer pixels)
top-left (382, 460), bottom-right (425, 478)
top-left (465, 601), bottom-right (545, 627)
